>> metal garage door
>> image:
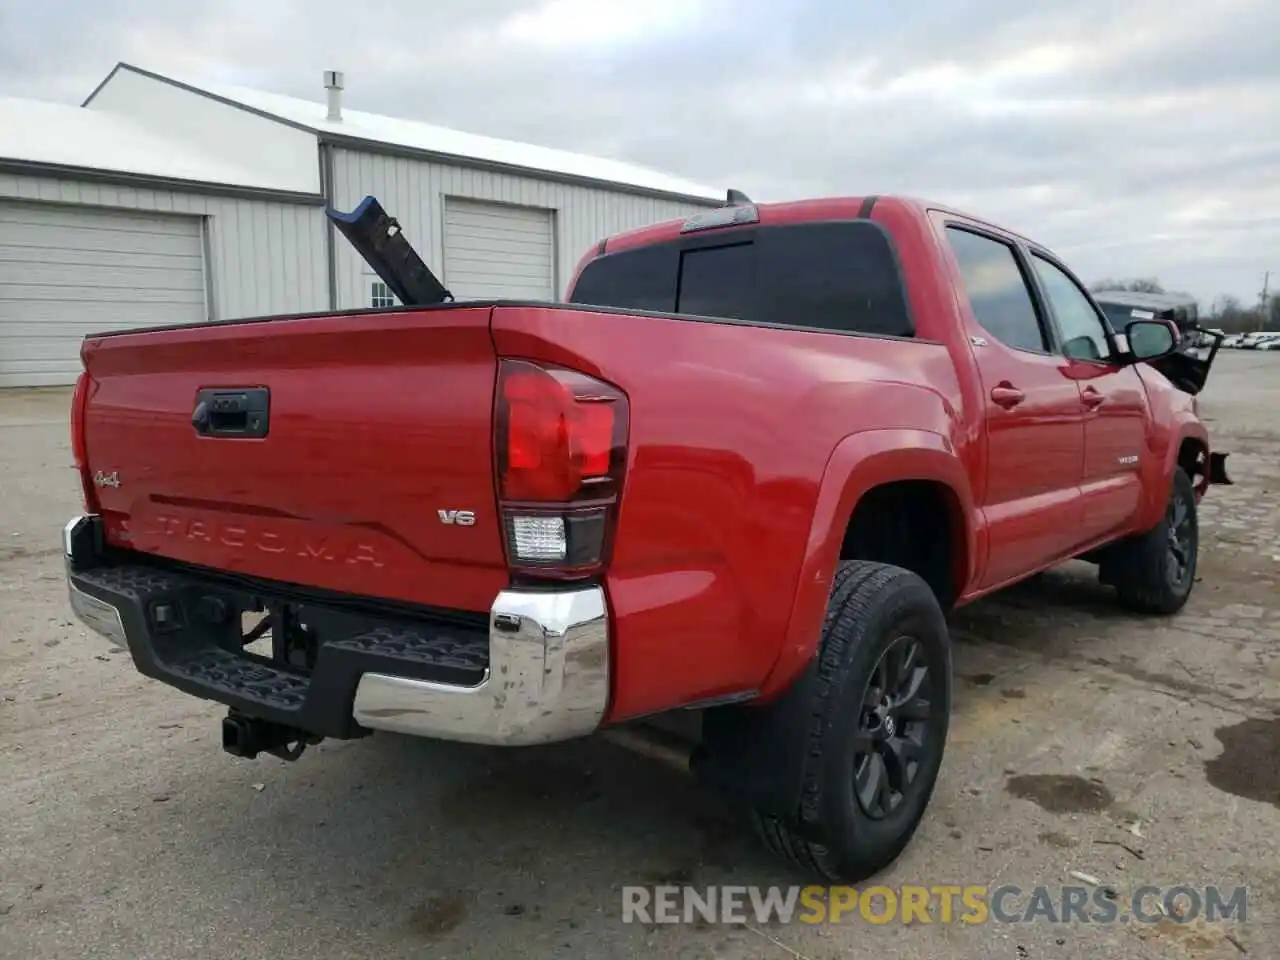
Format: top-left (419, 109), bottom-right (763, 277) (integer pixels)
top-left (442, 198), bottom-right (555, 301)
top-left (0, 200), bottom-right (207, 387)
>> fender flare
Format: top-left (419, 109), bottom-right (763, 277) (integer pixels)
top-left (757, 428), bottom-right (978, 700)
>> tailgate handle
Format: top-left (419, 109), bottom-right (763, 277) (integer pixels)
top-left (193, 388), bottom-right (270, 439)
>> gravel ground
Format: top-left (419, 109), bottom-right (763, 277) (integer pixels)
top-left (1, 352), bottom-right (1277, 959)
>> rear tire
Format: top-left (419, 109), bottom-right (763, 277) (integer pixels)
top-left (750, 561), bottom-right (952, 882)
top-left (1100, 467), bottom-right (1198, 615)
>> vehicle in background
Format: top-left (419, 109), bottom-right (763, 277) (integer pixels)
top-left (1238, 332), bottom-right (1280, 349)
top-left (1093, 289), bottom-right (1199, 340)
top-left (62, 193), bottom-right (1231, 883)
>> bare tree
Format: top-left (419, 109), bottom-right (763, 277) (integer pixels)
top-left (1126, 278), bottom-right (1166, 294)
top-left (1204, 296), bottom-right (1256, 334)
top-left (1091, 277), bottom-right (1167, 294)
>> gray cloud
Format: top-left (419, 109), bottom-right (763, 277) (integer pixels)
top-left (1, 0), bottom-right (1276, 304)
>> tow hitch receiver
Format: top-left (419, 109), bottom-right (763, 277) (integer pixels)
top-left (222, 710), bottom-right (321, 761)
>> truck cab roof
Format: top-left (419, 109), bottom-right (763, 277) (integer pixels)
top-left (589, 194), bottom-right (1030, 258)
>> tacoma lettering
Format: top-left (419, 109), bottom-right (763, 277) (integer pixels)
top-left (142, 515), bottom-right (383, 568)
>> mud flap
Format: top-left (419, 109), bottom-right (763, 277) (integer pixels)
top-left (1209, 451), bottom-right (1233, 485)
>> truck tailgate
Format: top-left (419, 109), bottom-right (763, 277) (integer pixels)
top-left (80, 306), bottom-right (508, 612)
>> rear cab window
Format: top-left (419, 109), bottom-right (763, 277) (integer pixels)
top-left (568, 220), bottom-right (914, 338)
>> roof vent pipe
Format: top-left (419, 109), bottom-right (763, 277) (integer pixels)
top-left (324, 70), bottom-right (344, 122)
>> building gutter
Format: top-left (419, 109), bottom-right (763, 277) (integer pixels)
top-left (0, 158), bottom-right (327, 206)
top-left (318, 142), bottom-right (339, 309)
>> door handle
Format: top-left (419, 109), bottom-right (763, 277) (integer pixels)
top-left (990, 383), bottom-right (1025, 409)
top-left (1081, 387), bottom-right (1106, 410)
top-left (192, 387), bottom-right (270, 438)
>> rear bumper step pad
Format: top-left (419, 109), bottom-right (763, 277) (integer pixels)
top-left (64, 515), bottom-right (611, 746)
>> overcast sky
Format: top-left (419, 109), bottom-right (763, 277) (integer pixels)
top-left (2, 0), bottom-right (1277, 306)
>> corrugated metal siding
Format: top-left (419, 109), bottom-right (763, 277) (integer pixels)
top-left (0, 173), bottom-right (327, 324)
top-left (330, 149), bottom-right (711, 308)
top-left (442, 199), bottom-right (555, 300)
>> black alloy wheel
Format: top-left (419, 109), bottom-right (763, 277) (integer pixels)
top-left (853, 634), bottom-right (934, 820)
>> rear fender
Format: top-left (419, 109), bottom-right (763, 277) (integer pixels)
top-left (757, 428), bottom-right (976, 700)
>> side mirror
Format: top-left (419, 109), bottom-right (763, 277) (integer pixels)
top-left (1126, 319), bottom-right (1178, 361)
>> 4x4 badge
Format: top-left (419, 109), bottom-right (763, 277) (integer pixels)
top-left (93, 470), bottom-right (121, 489)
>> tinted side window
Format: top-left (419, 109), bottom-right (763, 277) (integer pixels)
top-left (1030, 255), bottom-right (1111, 362)
top-left (568, 243), bottom-right (676, 313)
top-left (677, 243), bottom-right (754, 320)
top-left (945, 227), bottom-right (1046, 353)
top-left (755, 222), bottom-right (913, 336)
top-left (569, 221), bottom-right (913, 337)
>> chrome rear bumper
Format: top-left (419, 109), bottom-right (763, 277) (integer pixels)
top-left (64, 513), bottom-right (611, 747)
top-left (352, 587), bottom-right (610, 746)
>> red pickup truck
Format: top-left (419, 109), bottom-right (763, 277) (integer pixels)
top-left (63, 193), bottom-right (1228, 882)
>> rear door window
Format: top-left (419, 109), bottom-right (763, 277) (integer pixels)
top-left (753, 222), bottom-right (913, 336)
top-left (944, 227), bottom-right (1048, 354)
top-left (569, 221), bottom-right (913, 338)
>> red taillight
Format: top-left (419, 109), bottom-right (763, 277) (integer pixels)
top-left (70, 371), bottom-right (88, 467)
top-left (70, 370), bottom-right (96, 511)
top-left (495, 359), bottom-right (628, 577)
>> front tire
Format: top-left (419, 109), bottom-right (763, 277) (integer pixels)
top-left (751, 561), bottom-right (952, 882)
top-left (1100, 467), bottom-right (1199, 615)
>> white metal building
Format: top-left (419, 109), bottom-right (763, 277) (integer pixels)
top-left (0, 63), bottom-right (722, 387)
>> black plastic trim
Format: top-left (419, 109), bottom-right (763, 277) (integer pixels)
top-left (192, 387), bottom-right (270, 438)
top-left (82, 297), bottom-right (944, 347)
top-left (125, 548), bottom-right (489, 630)
top-left (326, 195), bottom-right (451, 306)
top-left (1209, 451), bottom-right (1233, 485)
